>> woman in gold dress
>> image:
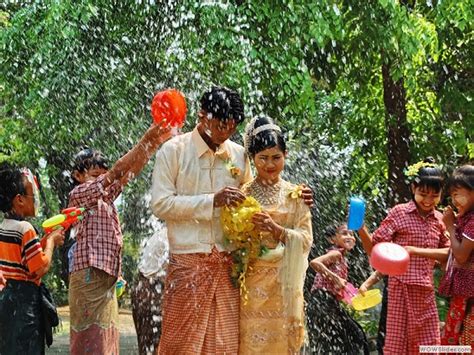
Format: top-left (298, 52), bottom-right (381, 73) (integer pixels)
top-left (239, 116), bottom-right (313, 354)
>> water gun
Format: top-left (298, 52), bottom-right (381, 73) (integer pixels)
top-left (116, 278), bottom-right (127, 298)
top-left (42, 207), bottom-right (86, 234)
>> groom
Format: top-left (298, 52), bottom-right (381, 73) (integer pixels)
top-left (151, 86), bottom-right (250, 354)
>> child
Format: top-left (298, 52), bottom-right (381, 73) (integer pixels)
top-left (0, 162), bottom-right (64, 354)
top-left (358, 158), bottom-right (450, 354)
top-left (239, 115), bottom-right (313, 354)
top-left (439, 164), bottom-right (474, 346)
top-left (309, 223), bottom-right (370, 354)
top-left (67, 123), bottom-right (171, 355)
top-left (60, 147), bottom-right (110, 281)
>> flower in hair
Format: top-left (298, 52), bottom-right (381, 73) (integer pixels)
top-left (404, 161), bottom-right (437, 179)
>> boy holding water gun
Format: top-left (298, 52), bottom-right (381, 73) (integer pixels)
top-left (0, 162), bottom-right (65, 354)
top-left (67, 123), bottom-right (171, 355)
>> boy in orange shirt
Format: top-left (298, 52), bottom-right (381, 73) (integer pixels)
top-left (0, 162), bottom-right (64, 353)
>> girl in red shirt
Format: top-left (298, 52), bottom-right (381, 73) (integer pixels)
top-left (309, 223), bottom-right (370, 354)
top-left (439, 164), bottom-right (474, 347)
top-left (359, 158), bottom-right (450, 354)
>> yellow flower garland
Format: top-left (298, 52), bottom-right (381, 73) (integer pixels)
top-left (221, 196), bottom-right (262, 302)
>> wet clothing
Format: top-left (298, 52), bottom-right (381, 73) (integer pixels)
top-left (69, 267), bottom-right (119, 355)
top-left (68, 174), bottom-right (123, 277)
top-left (151, 127), bottom-right (252, 255)
top-left (68, 174), bottom-right (123, 355)
top-left (439, 210), bottom-right (474, 298)
top-left (0, 218), bottom-right (58, 354)
top-left (372, 201), bottom-right (449, 354)
top-left (439, 210), bottom-right (474, 348)
top-left (151, 128), bottom-right (252, 353)
top-left (157, 248), bottom-right (239, 354)
top-left (239, 179), bottom-right (313, 354)
top-left (373, 201), bottom-right (449, 287)
top-left (0, 280), bottom-right (44, 354)
top-left (131, 272), bottom-right (165, 355)
top-left (442, 296), bottom-right (468, 346)
top-left (0, 219), bottom-right (48, 285)
top-left (311, 247), bottom-right (348, 300)
top-left (310, 247), bottom-right (369, 355)
top-left (132, 228), bottom-right (168, 355)
top-left (385, 278), bottom-right (439, 354)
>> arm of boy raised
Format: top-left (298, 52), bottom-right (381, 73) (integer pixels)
top-left (105, 124), bottom-right (172, 187)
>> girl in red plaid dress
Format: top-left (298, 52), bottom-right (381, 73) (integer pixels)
top-left (359, 158), bottom-right (450, 354)
top-left (439, 165), bottom-right (474, 348)
top-left (309, 223), bottom-right (370, 354)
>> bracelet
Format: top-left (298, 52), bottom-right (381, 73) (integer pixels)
top-left (279, 228), bottom-right (287, 243)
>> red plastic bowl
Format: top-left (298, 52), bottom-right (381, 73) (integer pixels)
top-left (370, 242), bottom-right (410, 276)
top-left (151, 89), bottom-right (187, 127)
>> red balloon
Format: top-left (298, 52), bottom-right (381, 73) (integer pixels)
top-left (151, 89), bottom-right (187, 127)
top-left (370, 242), bottom-right (410, 276)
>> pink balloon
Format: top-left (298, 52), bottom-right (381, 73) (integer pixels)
top-left (370, 242), bottom-right (410, 276)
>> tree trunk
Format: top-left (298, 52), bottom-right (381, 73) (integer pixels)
top-left (382, 61), bottom-right (411, 205)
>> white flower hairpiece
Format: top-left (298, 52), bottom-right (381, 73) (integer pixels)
top-left (244, 116), bottom-right (281, 153)
top-left (251, 123), bottom-right (281, 136)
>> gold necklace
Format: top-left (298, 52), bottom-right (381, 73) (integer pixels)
top-left (248, 179), bottom-right (282, 206)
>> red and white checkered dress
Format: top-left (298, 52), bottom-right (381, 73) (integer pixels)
top-left (439, 210), bottom-right (474, 347)
top-left (311, 247), bottom-right (348, 300)
top-left (68, 174), bottom-right (123, 277)
top-left (372, 200), bottom-right (450, 354)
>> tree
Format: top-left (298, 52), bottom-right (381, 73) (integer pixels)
top-left (1, 0), bottom-right (472, 303)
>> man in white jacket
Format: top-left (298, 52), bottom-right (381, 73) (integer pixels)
top-left (151, 86), bottom-right (251, 354)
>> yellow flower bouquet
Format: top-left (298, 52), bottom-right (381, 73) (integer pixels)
top-left (221, 196), bottom-right (263, 301)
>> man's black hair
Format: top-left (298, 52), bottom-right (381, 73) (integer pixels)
top-left (199, 86), bottom-right (245, 124)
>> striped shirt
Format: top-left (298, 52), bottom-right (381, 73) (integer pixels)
top-left (68, 174), bottom-right (123, 277)
top-left (0, 219), bottom-right (48, 285)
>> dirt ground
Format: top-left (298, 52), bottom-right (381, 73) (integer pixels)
top-left (46, 306), bottom-right (139, 354)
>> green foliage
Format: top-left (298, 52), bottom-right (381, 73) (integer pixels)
top-left (121, 232), bottom-right (141, 285)
top-left (1, 0), bottom-right (472, 307)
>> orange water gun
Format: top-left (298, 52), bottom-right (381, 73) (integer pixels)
top-left (42, 207), bottom-right (85, 234)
